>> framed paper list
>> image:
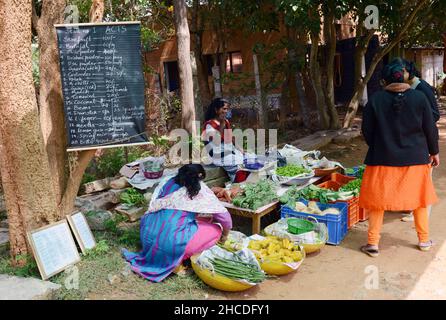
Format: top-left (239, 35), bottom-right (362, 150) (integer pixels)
top-left (27, 220), bottom-right (81, 280)
top-left (67, 211), bottom-right (96, 254)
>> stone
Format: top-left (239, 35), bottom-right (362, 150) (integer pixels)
top-left (117, 221), bottom-right (139, 232)
top-left (115, 204), bottom-right (147, 222)
top-left (84, 210), bottom-right (114, 231)
top-left (333, 129), bottom-right (361, 144)
top-left (290, 130), bottom-right (339, 151)
top-left (75, 191), bottom-right (118, 212)
top-left (121, 264), bottom-right (132, 278)
top-left (0, 219), bottom-right (8, 228)
top-left (107, 274), bottom-right (121, 285)
top-left (0, 275), bottom-right (61, 300)
top-left (0, 229), bottom-right (9, 254)
top-left (0, 193), bottom-right (5, 212)
top-left (110, 177), bottom-right (130, 189)
top-left (83, 177), bottom-right (115, 194)
top-left (108, 189), bottom-right (126, 204)
top-left (143, 192), bottom-right (153, 203)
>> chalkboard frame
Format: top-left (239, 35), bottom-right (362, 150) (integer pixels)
top-left (66, 211), bottom-right (97, 254)
top-left (55, 21), bottom-right (150, 152)
top-left (27, 220), bottom-right (81, 280)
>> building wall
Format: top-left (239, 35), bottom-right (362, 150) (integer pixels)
top-left (405, 48), bottom-right (444, 88)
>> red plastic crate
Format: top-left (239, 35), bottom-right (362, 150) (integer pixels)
top-left (330, 173), bottom-right (356, 186)
top-left (336, 197), bottom-right (360, 229)
top-left (359, 208), bottom-right (369, 221)
top-left (317, 180), bottom-right (342, 191)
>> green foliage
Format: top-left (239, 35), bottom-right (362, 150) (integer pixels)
top-left (83, 240), bottom-right (110, 259)
top-left (31, 42), bottom-right (40, 87)
top-left (0, 254), bottom-right (40, 278)
top-left (120, 188), bottom-right (147, 207)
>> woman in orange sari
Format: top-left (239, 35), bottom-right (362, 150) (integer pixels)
top-left (359, 58), bottom-right (440, 257)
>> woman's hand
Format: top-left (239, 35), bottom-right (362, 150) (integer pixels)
top-left (430, 154), bottom-right (440, 167)
top-left (219, 230), bottom-right (229, 244)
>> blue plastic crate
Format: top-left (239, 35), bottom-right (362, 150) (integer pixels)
top-left (281, 200), bottom-right (348, 245)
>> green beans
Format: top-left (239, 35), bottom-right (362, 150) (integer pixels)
top-left (209, 257), bottom-right (266, 283)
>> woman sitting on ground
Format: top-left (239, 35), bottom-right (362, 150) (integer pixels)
top-left (202, 98), bottom-right (246, 182)
top-left (359, 58), bottom-right (440, 257)
top-left (122, 164), bottom-right (232, 282)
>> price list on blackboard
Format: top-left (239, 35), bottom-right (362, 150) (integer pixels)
top-left (55, 22), bottom-right (147, 150)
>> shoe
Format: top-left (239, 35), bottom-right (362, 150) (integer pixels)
top-left (361, 244), bottom-right (379, 257)
top-left (418, 240), bottom-right (434, 252)
top-left (401, 213), bottom-right (414, 222)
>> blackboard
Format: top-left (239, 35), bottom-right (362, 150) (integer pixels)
top-left (55, 22), bottom-right (148, 151)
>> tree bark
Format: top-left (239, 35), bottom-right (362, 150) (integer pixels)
top-left (174, 0), bottom-right (197, 135)
top-left (0, 0), bottom-right (59, 261)
top-left (342, 0), bottom-right (430, 127)
top-left (191, 0), bottom-right (212, 115)
top-left (309, 32), bottom-right (330, 130)
top-left (37, 0), bottom-right (67, 215)
top-left (89, 0), bottom-right (105, 23)
top-left (323, 6), bottom-right (340, 129)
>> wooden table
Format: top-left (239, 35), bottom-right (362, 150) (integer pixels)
top-left (221, 201), bottom-right (280, 235)
top-left (220, 176), bottom-right (325, 235)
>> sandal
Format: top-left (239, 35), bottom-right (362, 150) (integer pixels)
top-left (361, 244), bottom-right (379, 257)
top-left (418, 240), bottom-right (434, 252)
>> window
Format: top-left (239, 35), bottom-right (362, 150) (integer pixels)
top-left (225, 51), bottom-right (243, 73)
top-left (164, 61), bottom-right (179, 92)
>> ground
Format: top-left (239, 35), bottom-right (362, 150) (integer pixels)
top-left (1, 102), bottom-right (445, 300)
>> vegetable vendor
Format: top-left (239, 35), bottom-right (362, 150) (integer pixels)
top-left (359, 58), bottom-right (439, 257)
top-left (122, 164), bottom-right (233, 282)
top-left (202, 98), bottom-right (248, 182)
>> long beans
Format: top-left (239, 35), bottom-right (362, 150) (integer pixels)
top-left (209, 257), bottom-right (266, 283)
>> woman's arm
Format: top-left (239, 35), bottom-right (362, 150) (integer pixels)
top-left (212, 211), bottom-right (233, 233)
top-left (421, 94), bottom-right (440, 156)
top-left (361, 101), bottom-right (376, 146)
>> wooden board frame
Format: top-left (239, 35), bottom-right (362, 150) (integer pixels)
top-left (67, 141), bottom-right (151, 152)
top-left (27, 220), bottom-right (81, 280)
top-left (54, 21), bottom-right (141, 27)
top-left (66, 211), bottom-right (97, 254)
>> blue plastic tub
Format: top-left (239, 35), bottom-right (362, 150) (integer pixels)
top-left (281, 200), bottom-right (348, 245)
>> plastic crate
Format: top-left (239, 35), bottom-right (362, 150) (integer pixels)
top-left (317, 173), bottom-right (355, 189)
top-left (359, 208), bottom-right (369, 221)
top-left (281, 200), bottom-right (348, 245)
top-left (317, 177), bottom-right (360, 229)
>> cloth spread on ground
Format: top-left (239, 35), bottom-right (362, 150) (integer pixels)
top-left (122, 177), bottom-right (231, 282)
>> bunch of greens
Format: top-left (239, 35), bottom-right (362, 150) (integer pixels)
top-left (120, 188), bottom-right (147, 207)
top-left (209, 257), bottom-right (266, 284)
top-left (339, 179), bottom-right (362, 195)
top-left (232, 180), bottom-right (277, 210)
top-left (279, 184), bottom-right (356, 207)
top-left (275, 165), bottom-right (310, 177)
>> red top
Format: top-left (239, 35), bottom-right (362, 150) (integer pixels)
top-left (203, 119), bottom-right (233, 143)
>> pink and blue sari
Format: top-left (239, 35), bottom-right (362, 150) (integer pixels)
top-left (122, 177), bottom-right (230, 282)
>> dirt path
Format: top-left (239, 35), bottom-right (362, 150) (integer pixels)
top-left (211, 108), bottom-right (446, 300)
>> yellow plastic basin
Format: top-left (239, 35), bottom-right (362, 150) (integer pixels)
top-left (190, 255), bottom-right (256, 292)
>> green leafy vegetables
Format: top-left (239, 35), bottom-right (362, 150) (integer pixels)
top-left (339, 179), bottom-right (362, 194)
top-left (120, 188), bottom-right (147, 207)
top-left (275, 165), bottom-right (310, 177)
top-left (279, 184), bottom-right (356, 207)
top-left (232, 180), bottom-right (277, 210)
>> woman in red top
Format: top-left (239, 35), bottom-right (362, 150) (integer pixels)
top-left (202, 98), bottom-right (245, 182)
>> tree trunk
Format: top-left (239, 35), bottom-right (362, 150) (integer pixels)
top-left (309, 32), bottom-right (330, 130)
top-left (342, 0), bottom-right (429, 127)
top-left (174, 0), bottom-right (196, 135)
top-left (0, 0), bottom-right (59, 261)
top-left (37, 0), bottom-right (67, 215)
top-left (89, 0), bottom-right (105, 22)
top-left (191, 0), bottom-right (212, 115)
top-left (323, 7), bottom-right (340, 129)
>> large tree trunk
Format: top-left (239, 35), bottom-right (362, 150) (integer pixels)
top-left (342, 0), bottom-right (429, 127)
top-left (36, 0), bottom-right (67, 215)
top-left (0, 0), bottom-right (59, 261)
top-left (174, 0), bottom-right (196, 135)
top-left (309, 32), bottom-right (330, 130)
top-left (191, 0), bottom-right (212, 116)
top-left (323, 6), bottom-right (340, 129)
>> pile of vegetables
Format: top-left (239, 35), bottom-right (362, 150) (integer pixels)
top-left (218, 238), bottom-right (245, 252)
top-left (279, 184), bottom-right (356, 207)
top-left (275, 165), bottom-right (311, 177)
top-left (294, 201), bottom-right (340, 215)
top-left (345, 165), bottom-right (365, 179)
top-left (248, 237), bottom-right (303, 264)
top-left (339, 178), bottom-right (362, 195)
top-left (120, 188), bottom-right (147, 207)
top-left (208, 257), bottom-right (266, 283)
top-left (232, 180), bottom-right (277, 210)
